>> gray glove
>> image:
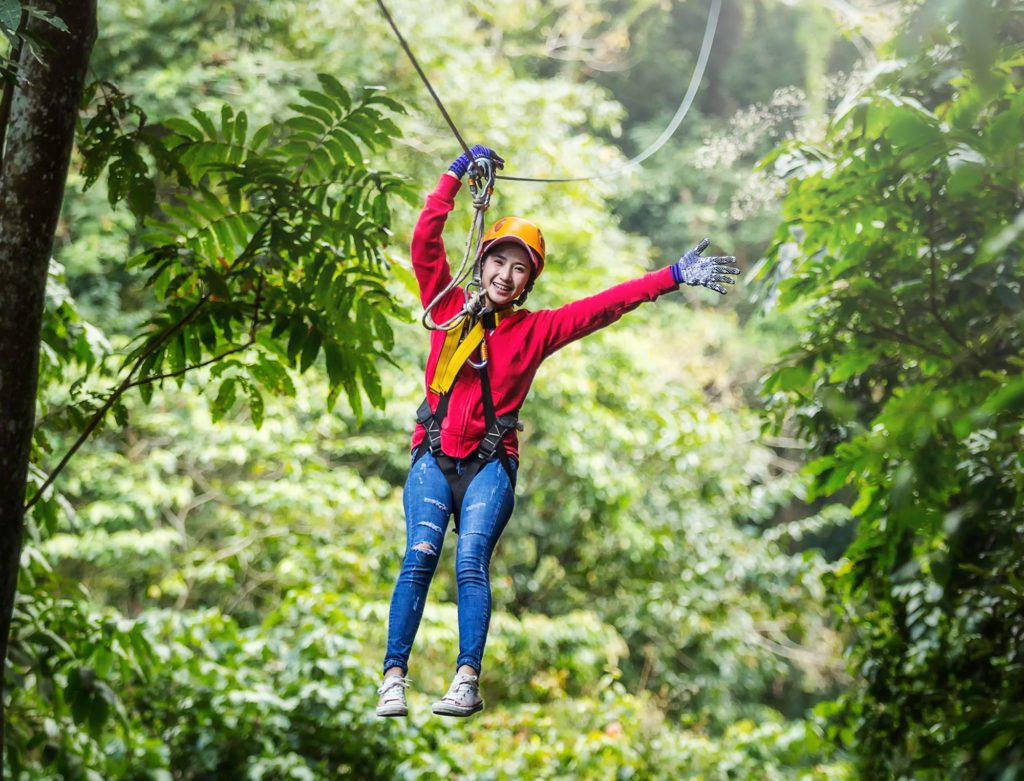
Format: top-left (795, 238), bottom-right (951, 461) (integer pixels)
top-left (671, 238), bottom-right (739, 295)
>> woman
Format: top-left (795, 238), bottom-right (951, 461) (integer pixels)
top-left (377, 146), bottom-right (739, 718)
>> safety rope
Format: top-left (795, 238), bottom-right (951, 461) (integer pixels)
top-left (419, 156), bottom-right (498, 331)
top-left (374, 0), bottom-right (722, 184)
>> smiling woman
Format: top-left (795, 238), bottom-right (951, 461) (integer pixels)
top-left (376, 144), bottom-right (740, 720)
top-left (481, 245), bottom-right (531, 307)
top-left (478, 215), bottom-right (545, 308)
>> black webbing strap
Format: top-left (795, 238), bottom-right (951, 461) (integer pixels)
top-left (477, 313), bottom-right (517, 488)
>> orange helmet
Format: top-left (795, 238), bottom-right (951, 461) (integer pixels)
top-left (481, 216), bottom-right (546, 279)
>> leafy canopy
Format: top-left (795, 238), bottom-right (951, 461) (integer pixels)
top-left (758, 1), bottom-right (1024, 776)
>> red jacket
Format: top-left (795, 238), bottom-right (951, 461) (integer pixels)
top-left (410, 173), bottom-right (680, 461)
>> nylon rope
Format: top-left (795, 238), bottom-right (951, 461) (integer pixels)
top-left (374, 0), bottom-right (722, 184)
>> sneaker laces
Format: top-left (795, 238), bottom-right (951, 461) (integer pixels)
top-left (377, 676), bottom-right (410, 697)
top-left (444, 673), bottom-right (478, 700)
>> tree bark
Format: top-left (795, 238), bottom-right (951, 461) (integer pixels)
top-left (0, 1), bottom-right (96, 773)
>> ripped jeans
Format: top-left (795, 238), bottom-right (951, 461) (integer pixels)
top-left (383, 450), bottom-right (517, 676)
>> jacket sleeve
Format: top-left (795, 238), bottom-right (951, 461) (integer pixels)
top-left (531, 266), bottom-right (680, 358)
top-left (410, 173), bottom-right (462, 309)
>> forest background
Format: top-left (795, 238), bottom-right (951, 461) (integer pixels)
top-left (0, 0), bottom-right (1021, 778)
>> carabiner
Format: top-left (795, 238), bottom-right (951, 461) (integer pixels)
top-left (467, 331), bottom-right (489, 370)
top-left (467, 156), bottom-right (497, 210)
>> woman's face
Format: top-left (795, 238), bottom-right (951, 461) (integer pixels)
top-left (481, 243), bottom-right (532, 309)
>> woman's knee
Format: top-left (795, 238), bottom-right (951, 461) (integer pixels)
top-left (402, 528), bottom-right (444, 575)
top-left (455, 533), bottom-right (493, 579)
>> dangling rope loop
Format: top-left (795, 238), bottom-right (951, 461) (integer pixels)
top-left (421, 156), bottom-right (499, 332)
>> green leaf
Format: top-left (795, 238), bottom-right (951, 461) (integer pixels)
top-left (127, 175), bottom-right (156, 218)
top-left (23, 6), bottom-right (66, 32)
top-left (299, 327), bottom-right (322, 372)
top-left (245, 382), bottom-right (264, 429)
top-left (250, 122), bottom-right (275, 150)
top-left (979, 374), bottom-right (1024, 416)
top-left (363, 90), bottom-right (406, 114)
top-left (344, 373), bottom-right (362, 425)
top-left (763, 365), bottom-right (812, 394)
top-left (211, 378), bottom-right (237, 422)
top-left (831, 350), bottom-right (879, 382)
top-left (285, 115), bottom-right (326, 136)
top-left (233, 110), bottom-right (248, 147)
top-left (249, 357), bottom-right (295, 397)
top-left (191, 108), bottom-right (218, 139)
top-left (220, 104), bottom-right (235, 141)
top-left (887, 109), bottom-right (940, 149)
top-left (0, 0), bottom-right (22, 34)
top-left (343, 115), bottom-right (378, 150)
top-left (287, 321), bottom-right (307, 364)
top-left (316, 74), bottom-right (351, 110)
top-left (357, 355), bottom-right (384, 409)
top-left (203, 269), bottom-right (231, 301)
top-left (298, 89), bottom-right (342, 117)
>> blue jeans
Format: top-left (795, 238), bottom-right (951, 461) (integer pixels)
top-left (383, 450), bottom-right (517, 676)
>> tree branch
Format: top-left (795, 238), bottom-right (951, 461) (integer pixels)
top-left (26, 209), bottom-right (278, 512)
top-left (849, 324), bottom-right (952, 360)
top-left (925, 174), bottom-right (971, 351)
top-left (124, 277), bottom-right (264, 388)
top-left (124, 339), bottom-right (255, 388)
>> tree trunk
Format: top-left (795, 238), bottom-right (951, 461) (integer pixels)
top-left (0, 0), bottom-right (96, 773)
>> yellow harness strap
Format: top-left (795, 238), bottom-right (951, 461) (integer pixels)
top-left (429, 311), bottom-right (504, 395)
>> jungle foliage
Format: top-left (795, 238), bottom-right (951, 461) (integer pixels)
top-left (759, 0), bottom-right (1024, 776)
top-left (4, 0), bottom-right (1018, 778)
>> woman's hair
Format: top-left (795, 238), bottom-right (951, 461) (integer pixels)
top-left (514, 278), bottom-right (535, 307)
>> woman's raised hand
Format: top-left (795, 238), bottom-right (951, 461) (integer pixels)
top-left (672, 238), bottom-right (739, 295)
top-left (448, 145), bottom-right (505, 179)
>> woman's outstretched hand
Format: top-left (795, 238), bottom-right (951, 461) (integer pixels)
top-left (672, 238), bottom-right (739, 295)
top-left (448, 145), bottom-right (505, 179)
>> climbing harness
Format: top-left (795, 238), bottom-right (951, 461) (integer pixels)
top-left (414, 311), bottom-right (521, 530)
top-left (421, 156), bottom-right (499, 333)
top-left (429, 310), bottom-right (506, 394)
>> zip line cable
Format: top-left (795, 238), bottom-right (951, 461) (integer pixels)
top-left (374, 0), bottom-right (722, 184)
top-left (374, 0), bottom-right (721, 330)
top-left (374, 0), bottom-right (474, 160)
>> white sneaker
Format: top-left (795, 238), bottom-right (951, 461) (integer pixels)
top-left (375, 675), bottom-right (410, 717)
top-left (431, 672), bottom-right (484, 717)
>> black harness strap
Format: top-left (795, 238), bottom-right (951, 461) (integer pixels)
top-left (476, 315), bottom-right (517, 488)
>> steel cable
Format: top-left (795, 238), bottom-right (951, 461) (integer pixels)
top-left (374, 0), bottom-right (722, 184)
